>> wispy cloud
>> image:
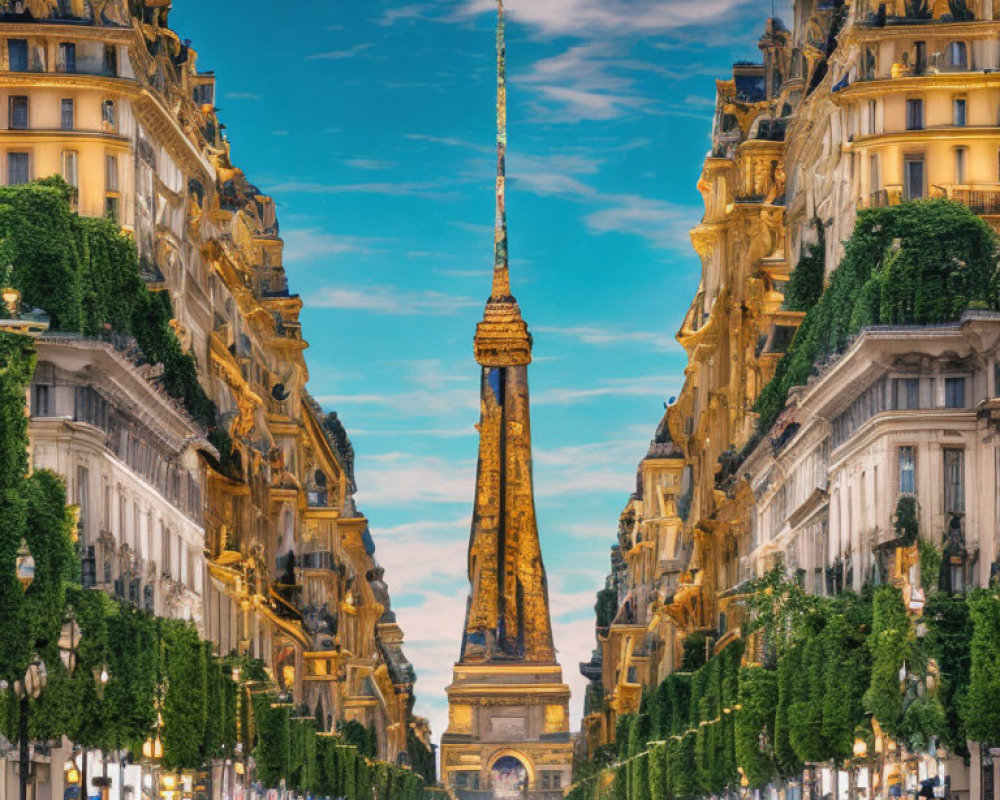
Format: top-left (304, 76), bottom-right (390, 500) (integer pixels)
top-left (344, 157), bottom-right (397, 171)
top-left (306, 43), bottom-right (374, 61)
top-left (317, 359), bottom-right (479, 418)
top-left (377, 4), bottom-right (436, 26)
top-left (534, 325), bottom-right (674, 351)
top-left (584, 193), bottom-right (700, 249)
top-left (404, 133), bottom-right (492, 154)
top-left (283, 229), bottom-right (382, 262)
top-left (517, 42), bottom-right (656, 122)
top-left (267, 179), bottom-right (453, 200)
top-left (534, 376), bottom-right (680, 406)
top-left (224, 91), bottom-right (261, 101)
top-left (308, 286), bottom-right (479, 315)
top-left (356, 452), bottom-right (475, 506)
top-left (452, 0), bottom-right (760, 37)
top-left (508, 151), bottom-right (700, 250)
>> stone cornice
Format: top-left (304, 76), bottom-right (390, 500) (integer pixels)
top-left (37, 335), bottom-right (212, 455)
top-left (835, 73), bottom-right (1000, 102)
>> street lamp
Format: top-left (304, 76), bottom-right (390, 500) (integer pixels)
top-left (15, 653), bottom-right (48, 800)
top-left (80, 663), bottom-right (111, 800)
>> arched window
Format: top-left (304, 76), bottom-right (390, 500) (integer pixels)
top-left (101, 99), bottom-right (116, 132)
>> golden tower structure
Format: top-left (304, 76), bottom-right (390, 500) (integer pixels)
top-left (441, 2), bottom-right (572, 797)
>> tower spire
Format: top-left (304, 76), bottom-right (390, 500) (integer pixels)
top-left (493, 0), bottom-right (510, 300)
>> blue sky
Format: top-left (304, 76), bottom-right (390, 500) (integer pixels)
top-left (170, 0), bottom-right (792, 744)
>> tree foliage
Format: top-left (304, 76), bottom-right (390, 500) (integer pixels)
top-left (755, 200), bottom-right (1000, 431)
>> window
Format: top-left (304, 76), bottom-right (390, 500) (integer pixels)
top-left (57, 42), bottom-right (76, 73)
top-left (9, 96), bottom-right (28, 130)
top-left (954, 98), bottom-right (967, 127)
top-left (8, 152), bottom-right (30, 185)
top-left (944, 449), bottom-right (965, 514)
top-left (105, 195), bottom-right (119, 222)
top-left (102, 44), bottom-right (117, 76)
top-left (32, 384), bottom-right (52, 416)
top-left (101, 99), bottom-right (116, 132)
top-left (76, 466), bottom-right (89, 543)
top-left (862, 48), bottom-right (877, 81)
top-left (62, 150), bottom-right (78, 188)
top-left (60, 98), bottom-right (74, 131)
top-left (105, 154), bottom-right (119, 192)
top-left (906, 98), bottom-right (924, 130)
top-left (193, 83), bottom-right (214, 105)
top-left (869, 154), bottom-right (880, 193)
top-left (914, 41), bottom-right (927, 75)
top-left (867, 99), bottom-right (877, 135)
top-left (452, 773), bottom-right (480, 791)
top-left (898, 447), bottom-right (916, 494)
top-left (955, 147), bottom-right (967, 184)
top-left (950, 41), bottom-right (968, 70)
top-left (904, 157), bottom-right (924, 200)
top-left (893, 378), bottom-right (920, 409)
top-left (541, 773), bottom-right (563, 791)
top-left (7, 39), bottom-right (27, 71)
top-left (945, 377), bottom-right (967, 408)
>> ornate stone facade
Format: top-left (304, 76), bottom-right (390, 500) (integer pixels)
top-left (0, 3), bottom-right (426, 793)
top-left (579, 0), bottom-right (1000, 775)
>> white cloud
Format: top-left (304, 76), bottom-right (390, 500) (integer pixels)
top-left (584, 193), bottom-right (701, 249)
top-left (508, 151), bottom-right (700, 251)
top-left (306, 43), bottom-right (374, 61)
top-left (517, 42), bottom-right (655, 122)
top-left (224, 91), bottom-right (261, 101)
top-left (378, 4), bottom-right (435, 26)
top-left (534, 376), bottom-right (680, 406)
top-left (453, 0), bottom-right (759, 37)
top-left (534, 325), bottom-right (675, 351)
top-left (308, 286), bottom-right (479, 315)
top-left (267, 179), bottom-right (452, 200)
top-left (345, 158), bottom-right (397, 171)
top-left (533, 437), bottom-right (648, 499)
top-left (404, 133), bottom-right (492, 154)
top-left (282, 229), bottom-right (382, 262)
top-left (316, 359), bottom-right (480, 420)
top-left (355, 452), bottom-right (476, 507)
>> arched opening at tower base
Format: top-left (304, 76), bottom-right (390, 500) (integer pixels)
top-left (490, 756), bottom-right (529, 800)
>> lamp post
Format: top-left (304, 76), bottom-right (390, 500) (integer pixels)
top-left (854, 736), bottom-right (870, 800)
top-left (80, 662), bottom-right (110, 800)
top-left (58, 613), bottom-right (83, 800)
top-left (9, 539), bottom-right (43, 800)
top-left (11, 653), bottom-right (49, 800)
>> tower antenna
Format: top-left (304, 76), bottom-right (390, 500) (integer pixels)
top-left (492, 0), bottom-right (510, 300)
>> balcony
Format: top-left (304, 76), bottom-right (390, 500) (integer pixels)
top-left (944, 186), bottom-right (1000, 215)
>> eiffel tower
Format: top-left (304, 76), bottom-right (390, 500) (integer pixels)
top-left (440, 2), bottom-right (573, 797)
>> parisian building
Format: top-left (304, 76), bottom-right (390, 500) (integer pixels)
top-left (0, 2), bottom-right (428, 800)
top-left (579, 1), bottom-right (1000, 799)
